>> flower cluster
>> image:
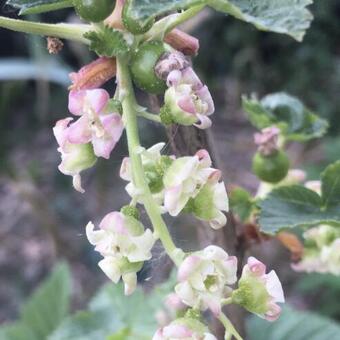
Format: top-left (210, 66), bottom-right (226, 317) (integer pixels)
top-left (86, 211), bottom-right (155, 295)
top-left (120, 147), bottom-right (229, 229)
top-left (156, 50), bottom-right (215, 128)
top-left (292, 224), bottom-right (340, 275)
top-left (53, 88), bottom-right (124, 192)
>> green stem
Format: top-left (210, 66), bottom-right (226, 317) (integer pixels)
top-left (0, 16), bottom-right (91, 43)
top-left (145, 4), bottom-right (205, 40)
top-left (218, 313), bottom-right (243, 340)
top-left (116, 56), bottom-right (184, 266)
top-left (138, 111), bottom-right (161, 123)
top-left (221, 297), bottom-right (233, 305)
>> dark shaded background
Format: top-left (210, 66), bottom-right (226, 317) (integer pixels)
top-left (0, 0), bottom-right (340, 329)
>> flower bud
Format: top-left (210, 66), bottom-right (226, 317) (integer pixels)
top-left (175, 246), bottom-right (237, 316)
top-left (232, 257), bottom-right (284, 321)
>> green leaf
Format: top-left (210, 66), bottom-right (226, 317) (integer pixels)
top-left (209, 0), bottom-right (313, 41)
top-left (124, 0), bottom-right (312, 41)
top-left (50, 276), bottom-right (176, 340)
top-left (84, 27), bottom-right (129, 57)
top-left (230, 187), bottom-right (255, 222)
top-left (0, 322), bottom-right (36, 340)
top-left (242, 92), bottom-right (328, 141)
top-left (6, 0), bottom-right (73, 15)
top-left (247, 305), bottom-right (340, 340)
top-left (48, 310), bottom-right (125, 340)
top-left (20, 262), bottom-right (71, 340)
top-left (321, 161), bottom-right (340, 208)
top-left (123, 0), bottom-right (204, 27)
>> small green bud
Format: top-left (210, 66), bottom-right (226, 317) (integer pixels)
top-left (121, 205), bottom-right (140, 220)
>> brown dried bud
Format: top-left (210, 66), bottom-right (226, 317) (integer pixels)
top-left (47, 37), bottom-right (64, 54)
top-left (164, 29), bottom-right (199, 56)
top-left (69, 57), bottom-right (117, 91)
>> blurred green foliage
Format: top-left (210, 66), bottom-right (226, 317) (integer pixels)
top-left (197, 1), bottom-right (340, 135)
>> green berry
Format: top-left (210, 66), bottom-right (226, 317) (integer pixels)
top-left (252, 150), bottom-right (290, 183)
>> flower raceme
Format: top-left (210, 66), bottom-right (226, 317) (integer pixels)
top-left (53, 88), bottom-right (124, 192)
top-left (232, 257), bottom-right (285, 321)
top-left (155, 50), bottom-right (215, 128)
top-left (175, 246), bottom-right (237, 316)
top-left (86, 211), bottom-right (155, 295)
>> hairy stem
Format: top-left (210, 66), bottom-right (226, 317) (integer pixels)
top-left (0, 16), bottom-right (91, 43)
top-left (116, 56), bottom-right (184, 266)
top-left (218, 313), bottom-right (244, 340)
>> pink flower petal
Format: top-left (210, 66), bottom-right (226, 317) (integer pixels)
top-left (87, 88), bottom-right (110, 114)
top-left (177, 94), bottom-right (196, 114)
top-left (68, 90), bottom-right (87, 116)
top-left (196, 85), bottom-right (215, 115)
top-left (265, 270), bottom-right (285, 303)
top-left (99, 211), bottom-right (128, 234)
top-left (177, 255), bottom-right (202, 282)
top-left (181, 67), bottom-right (203, 90)
top-left (163, 324), bottom-right (193, 337)
top-left (194, 114), bottom-right (212, 129)
top-left (248, 256), bottom-right (266, 277)
top-left (92, 113), bottom-right (124, 159)
top-left (67, 115), bottom-right (92, 144)
top-left (265, 302), bottom-right (282, 321)
top-left (166, 69), bottom-right (182, 87)
top-left (53, 117), bottom-right (73, 148)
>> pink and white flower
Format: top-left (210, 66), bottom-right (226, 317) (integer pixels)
top-left (175, 246), bottom-right (237, 316)
top-left (67, 89), bottom-right (124, 159)
top-left (163, 67), bottom-right (214, 129)
top-left (156, 51), bottom-right (214, 129)
top-left (163, 149), bottom-right (228, 227)
top-left (86, 211), bottom-right (155, 295)
top-left (153, 318), bottom-right (217, 340)
top-left (233, 257), bottom-right (284, 321)
top-left (53, 118), bottom-right (97, 192)
top-left (53, 88), bottom-right (124, 192)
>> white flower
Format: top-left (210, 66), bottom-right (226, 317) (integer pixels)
top-left (164, 150), bottom-right (228, 228)
top-left (86, 211), bottom-right (155, 294)
top-left (175, 246), bottom-right (237, 315)
top-left (233, 257), bottom-right (284, 321)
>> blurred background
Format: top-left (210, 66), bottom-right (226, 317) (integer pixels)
top-left (0, 0), bottom-right (340, 338)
